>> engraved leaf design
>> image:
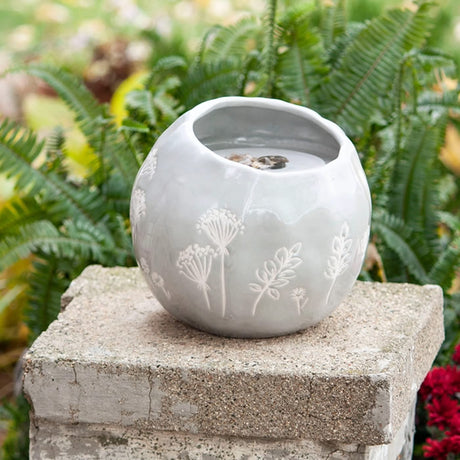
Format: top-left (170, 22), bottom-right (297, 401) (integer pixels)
top-left (325, 222), bottom-right (353, 304)
top-left (249, 283), bottom-right (262, 293)
top-left (250, 242), bottom-right (303, 316)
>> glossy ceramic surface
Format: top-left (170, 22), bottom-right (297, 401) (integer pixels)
top-left (130, 97), bottom-right (371, 338)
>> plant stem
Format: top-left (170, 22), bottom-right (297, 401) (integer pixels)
top-left (325, 279), bottom-right (335, 305)
top-left (203, 288), bottom-right (211, 311)
top-left (252, 286), bottom-right (268, 316)
top-left (263, 0), bottom-right (278, 97)
top-left (220, 253), bottom-right (226, 317)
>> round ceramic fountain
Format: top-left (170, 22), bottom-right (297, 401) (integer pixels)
top-left (130, 96), bottom-right (371, 338)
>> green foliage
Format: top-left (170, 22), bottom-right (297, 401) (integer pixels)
top-left (0, 395), bottom-right (29, 460)
top-left (1, 0), bottom-right (460, 456)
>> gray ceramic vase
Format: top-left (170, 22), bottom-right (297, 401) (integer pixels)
top-left (130, 96), bottom-right (371, 338)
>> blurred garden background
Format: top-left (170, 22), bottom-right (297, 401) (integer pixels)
top-left (0, 0), bottom-right (460, 458)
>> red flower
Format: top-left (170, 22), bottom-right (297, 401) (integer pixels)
top-left (453, 343), bottom-right (460, 365)
top-left (424, 437), bottom-right (449, 459)
top-left (446, 412), bottom-right (460, 435)
top-left (427, 395), bottom-right (459, 431)
top-left (420, 366), bottom-right (460, 401)
top-left (423, 435), bottom-right (460, 459)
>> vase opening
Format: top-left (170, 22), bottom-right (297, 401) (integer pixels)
top-left (193, 103), bottom-right (340, 172)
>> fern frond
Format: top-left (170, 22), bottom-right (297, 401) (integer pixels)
top-left (10, 64), bottom-right (140, 187)
top-left (387, 115), bottom-right (445, 229)
top-left (319, 0), bottom-right (346, 50)
top-left (205, 17), bottom-right (261, 61)
top-left (0, 221), bottom-right (60, 271)
top-left (126, 90), bottom-right (157, 125)
top-left (326, 22), bottom-right (365, 70)
top-left (11, 64), bottom-right (104, 136)
top-left (26, 257), bottom-right (69, 341)
top-left (319, 1), bottom-right (435, 135)
top-left (0, 196), bottom-right (66, 236)
top-left (262, 0), bottom-right (279, 97)
top-left (152, 55), bottom-right (188, 74)
top-left (438, 211), bottom-right (460, 232)
top-left (428, 237), bottom-right (460, 290)
top-left (372, 211), bottom-right (430, 284)
top-left (0, 219), bottom-right (129, 271)
top-left (417, 90), bottom-right (460, 117)
top-left (276, 8), bottom-right (328, 105)
top-left (180, 61), bottom-right (242, 109)
top-left (0, 119), bottom-right (45, 195)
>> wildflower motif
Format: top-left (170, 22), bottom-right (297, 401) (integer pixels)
top-left (139, 148), bottom-right (158, 179)
top-left (290, 287), bottom-right (309, 315)
top-left (324, 222), bottom-right (352, 304)
top-left (196, 208), bottom-right (244, 316)
top-left (139, 257), bottom-right (171, 300)
top-left (197, 208), bottom-right (244, 255)
top-left (139, 256), bottom-right (150, 274)
top-left (131, 188), bottom-right (146, 227)
top-left (177, 244), bottom-right (215, 310)
top-left (151, 271), bottom-right (171, 300)
top-left (249, 243), bottom-right (303, 316)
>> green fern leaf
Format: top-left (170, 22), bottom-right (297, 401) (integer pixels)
top-left (276, 8), bottom-right (328, 105)
top-left (9, 64), bottom-right (140, 187)
top-left (326, 23), bottom-right (365, 70)
top-left (417, 90), bottom-right (460, 117)
top-left (126, 90), bottom-right (157, 125)
top-left (319, 1), bottom-right (435, 135)
top-left (0, 218), bottom-right (129, 271)
top-left (26, 257), bottom-right (70, 341)
top-left (11, 63), bottom-right (104, 135)
top-left (180, 60), bottom-right (241, 109)
top-left (0, 196), bottom-right (66, 236)
top-left (428, 238), bottom-right (460, 290)
top-left (205, 17), bottom-right (261, 61)
top-left (0, 221), bottom-right (60, 271)
top-left (387, 116), bottom-right (445, 230)
top-left (0, 119), bottom-right (45, 195)
top-left (372, 211), bottom-right (430, 284)
top-left (319, 0), bottom-right (346, 50)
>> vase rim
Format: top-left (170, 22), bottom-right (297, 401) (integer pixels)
top-left (187, 96), bottom-right (353, 176)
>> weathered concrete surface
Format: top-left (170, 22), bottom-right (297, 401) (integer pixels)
top-left (24, 265), bottom-right (443, 457)
top-left (29, 399), bottom-right (415, 459)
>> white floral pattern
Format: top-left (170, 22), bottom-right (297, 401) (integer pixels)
top-left (324, 222), bottom-right (353, 304)
top-left (249, 243), bottom-right (303, 316)
top-left (290, 287), bottom-right (309, 315)
top-left (139, 148), bottom-right (158, 179)
top-left (131, 188), bottom-right (146, 227)
top-left (139, 257), bottom-right (171, 300)
top-left (196, 208), bottom-right (244, 316)
top-left (177, 244), bottom-right (216, 310)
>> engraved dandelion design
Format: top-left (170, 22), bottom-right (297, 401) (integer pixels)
top-left (197, 208), bottom-right (244, 317)
top-left (139, 257), bottom-right (171, 300)
top-left (324, 222), bottom-right (353, 304)
top-left (139, 148), bottom-right (158, 179)
top-left (177, 244), bottom-right (216, 310)
top-left (249, 242), bottom-right (303, 316)
top-left (131, 188), bottom-right (146, 225)
top-left (290, 287), bottom-right (309, 315)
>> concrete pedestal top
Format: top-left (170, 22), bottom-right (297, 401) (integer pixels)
top-left (23, 265), bottom-right (444, 459)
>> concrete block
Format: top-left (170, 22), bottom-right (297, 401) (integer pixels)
top-left (24, 265), bottom-right (444, 459)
